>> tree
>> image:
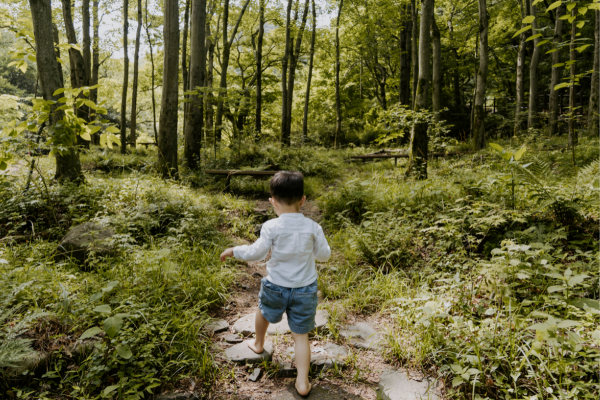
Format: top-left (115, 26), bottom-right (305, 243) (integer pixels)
top-left (120, 0), bottom-right (129, 154)
top-left (130, 0), bottom-right (142, 148)
top-left (254, 0), bottom-right (265, 136)
top-left (157, 0), bottom-right (180, 178)
top-left (548, 3), bottom-right (564, 136)
top-left (431, 14), bottom-right (441, 121)
top-left (568, 0), bottom-right (577, 149)
top-left (182, 0), bottom-right (190, 134)
top-left (588, 9), bottom-right (599, 134)
top-left (184, 0), bottom-right (207, 169)
top-left (411, 0), bottom-right (418, 106)
top-left (334, 0), bottom-right (344, 148)
top-left (214, 0), bottom-right (251, 145)
top-left (527, 0), bottom-right (541, 129)
top-left (144, 0), bottom-right (158, 143)
top-left (302, 0), bottom-right (316, 144)
top-left (405, 0), bottom-right (434, 180)
top-left (29, 0), bottom-right (82, 181)
top-left (90, 0), bottom-right (100, 144)
top-left (82, 0), bottom-right (91, 82)
top-left (399, 2), bottom-right (411, 106)
top-left (280, 0), bottom-right (293, 146)
top-left (472, 0), bottom-right (488, 150)
top-left (514, 0), bottom-right (526, 136)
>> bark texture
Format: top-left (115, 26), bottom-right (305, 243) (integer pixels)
top-left (514, 0), bottom-right (526, 135)
top-left (399, 3), bottom-right (411, 106)
top-left (405, 0), bottom-right (433, 180)
top-left (528, 1), bottom-right (541, 129)
top-left (157, 0), bottom-right (180, 178)
top-left (588, 9), bottom-right (599, 134)
top-left (472, 0), bottom-right (488, 150)
top-left (568, 1), bottom-right (577, 147)
top-left (30, 0), bottom-right (82, 181)
top-left (255, 0), bottom-right (265, 135)
top-left (120, 0), bottom-right (129, 153)
top-left (182, 0), bottom-right (190, 134)
top-left (82, 0), bottom-right (91, 82)
top-left (280, 0), bottom-right (293, 145)
top-left (184, 0), bottom-right (207, 169)
top-left (144, 0), bottom-right (158, 143)
top-left (334, 0), bottom-right (344, 148)
top-left (431, 15), bottom-right (441, 121)
top-left (91, 0), bottom-right (100, 144)
top-left (302, 0), bottom-right (316, 145)
top-left (411, 0), bottom-right (418, 106)
top-left (130, 0), bottom-right (142, 147)
top-left (548, 4), bottom-right (564, 136)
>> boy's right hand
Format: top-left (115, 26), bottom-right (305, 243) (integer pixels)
top-left (220, 248), bottom-right (234, 262)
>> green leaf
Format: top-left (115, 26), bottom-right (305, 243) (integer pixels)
top-left (513, 25), bottom-right (532, 38)
top-left (559, 15), bottom-right (571, 20)
top-left (104, 385), bottom-right (120, 395)
top-left (567, 2), bottom-right (576, 12)
top-left (53, 88), bottom-right (66, 96)
top-left (554, 82), bottom-right (570, 90)
top-left (488, 143), bottom-right (503, 153)
top-left (452, 376), bottom-right (464, 387)
top-left (94, 304), bottom-right (111, 314)
top-left (116, 344), bottom-right (133, 359)
top-left (576, 44), bottom-right (591, 52)
top-left (546, 48), bottom-right (559, 54)
top-left (513, 146), bottom-right (527, 161)
top-left (80, 131), bottom-right (91, 141)
top-left (547, 285), bottom-right (566, 293)
top-left (552, 63), bottom-right (565, 68)
top-left (103, 316), bottom-right (123, 338)
top-left (522, 16), bottom-right (536, 24)
top-left (526, 33), bottom-right (542, 42)
top-left (547, 0), bottom-right (562, 11)
top-left (105, 126), bottom-right (120, 134)
top-left (567, 274), bottom-right (589, 286)
top-left (557, 320), bottom-right (581, 329)
top-left (578, 7), bottom-right (588, 14)
top-left (79, 327), bottom-right (103, 340)
top-left (536, 40), bottom-right (550, 47)
top-left (528, 322), bottom-right (551, 331)
top-left (576, 21), bottom-right (586, 28)
top-left (567, 298), bottom-right (600, 310)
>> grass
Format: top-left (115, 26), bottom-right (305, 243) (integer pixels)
top-left (0, 133), bottom-right (598, 399)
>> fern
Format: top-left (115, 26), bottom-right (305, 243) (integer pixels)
top-left (0, 339), bottom-right (34, 369)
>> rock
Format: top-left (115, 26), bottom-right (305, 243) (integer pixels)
top-left (241, 284), bottom-right (249, 290)
top-left (248, 368), bottom-right (262, 382)
top-left (270, 383), bottom-right (361, 400)
top-left (264, 389), bottom-right (271, 394)
top-left (339, 322), bottom-right (382, 349)
top-left (279, 343), bottom-right (348, 373)
top-left (205, 319), bottom-right (229, 334)
top-left (55, 222), bottom-right (115, 264)
top-left (277, 362), bottom-right (295, 377)
top-left (252, 272), bottom-right (264, 279)
top-left (224, 340), bottom-right (273, 364)
top-left (234, 310), bottom-right (329, 337)
top-left (223, 334), bottom-right (243, 343)
top-left (155, 393), bottom-right (196, 400)
top-left (378, 369), bottom-right (439, 400)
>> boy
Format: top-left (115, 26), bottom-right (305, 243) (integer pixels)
top-left (220, 171), bottom-right (331, 396)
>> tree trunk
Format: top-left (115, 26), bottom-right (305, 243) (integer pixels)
top-left (472, 0), bottom-right (488, 149)
top-left (214, 0), bottom-right (251, 145)
top-left (301, 0), bottom-right (316, 144)
top-left (281, 0), bottom-right (293, 146)
top-left (285, 0), bottom-right (310, 138)
top-left (130, 0), bottom-right (142, 148)
top-left (514, 0), bottom-right (526, 135)
top-left (182, 0), bottom-right (190, 134)
top-left (548, 3), bottom-right (564, 136)
top-left (82, 0), bottom-right (91, 82)
top-left (568, 1), bottom-right (577, 147)
top-left (120, 0), bottom-right (129, 153)
top-left (91, 0), bottom-right (100, 144)
top-left (144, 0), bottom-right (158, 143)
top-left (588, 9), bottom-right (599, 134)
top-left (255, 0), bottom-right (265, 136)
top-left (29, 0), bottom-right (82, 181)
top-left (431, 15), bottom-right (441, 121)
top-left (157, 0), bottom-right (180, 178)
top-left (405, 0), bottom-right (433, 180)
top-left (184, 0), bottom-right (207, 169)
top-left (61, 0), bottom-right (90, 149)
top-left (528, 1), bottom-right (541, 129)
top-left (399, 3), bottom-right (411, 106)
top-left (334, 0), bottom-right (344, 148)
top-left (411, 0), bottom-right (419, 107)
top-left (206, 19), bottom-right (215, 136)
top-left (447, 13), bottom-right (461, 112)
top-left (52, 23), bottom-right (64, 88)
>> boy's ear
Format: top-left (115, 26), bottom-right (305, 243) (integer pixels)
top-left (300, 196), bottom-right (307, 206)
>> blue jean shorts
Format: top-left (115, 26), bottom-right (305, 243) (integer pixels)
top-left (258, 278), bottom-right (318, 335)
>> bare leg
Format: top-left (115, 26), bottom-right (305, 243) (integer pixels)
top-left (248, 309), bottom-right (269, 354)
top-left (292, 332), bottom-right (311, 396)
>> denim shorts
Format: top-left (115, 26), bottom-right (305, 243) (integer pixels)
top-left (258, 277), bottom-right (318, 335)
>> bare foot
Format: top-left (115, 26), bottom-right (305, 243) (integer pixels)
top-left (295, 380), bottom-right (312, 396)
top-left (247, 339), bottom-right (264, 354)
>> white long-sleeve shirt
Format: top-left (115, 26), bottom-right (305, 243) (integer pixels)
top-left (233, 213), bottom-right (331, 288)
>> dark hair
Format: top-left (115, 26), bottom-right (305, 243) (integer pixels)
top-left (269, 171), bottom-right (304, 205)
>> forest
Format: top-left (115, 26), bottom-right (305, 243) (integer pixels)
top-left (0, 0), bottom-right (599, 398)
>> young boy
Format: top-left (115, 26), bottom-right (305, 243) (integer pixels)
top-left (220, 171), bottom-right (331, 396)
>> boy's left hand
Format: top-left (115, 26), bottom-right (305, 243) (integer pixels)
top-left (220, 248), bottom-right (234, 262)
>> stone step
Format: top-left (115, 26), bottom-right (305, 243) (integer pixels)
top-left (224, 340), bottom-right (273, 364)
top-left (277, 343), bottom-right (348, 377)
top-left (270, 382), bottom-right (362, 400)
top-left (204, 318), bottom-right (229, 334)
top-left (378, 369), bottom-right (440, 400)
top-left (233, 310), bottom-right (329, 336)
top-left (339, 322), bottom-right (383, 350)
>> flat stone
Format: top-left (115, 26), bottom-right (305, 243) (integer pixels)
top-left (339, 322), bottom-right (382, 349)
top-left (223, 334), bottom-right (243, 343)
top-left (205, 319), bottom-right (229, 334)
top-left (224, 340), bottom-right (273, 364)
top-left (278, 343), bottom-right (348, 374)
top-left (378, 369), bottom-right (439, 400)
top-left (155, 393), bottom-right (196, 400)
top-left (270, 383), bottom-right (361, 400)
top-left (234, 310), bottom-right (329, 337)
top-left (56, 222), bottom-right (115, 264)
top-left (248, 368), bottom-right (262, 382)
